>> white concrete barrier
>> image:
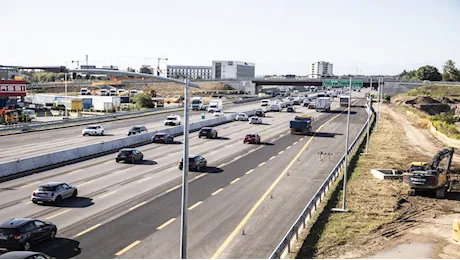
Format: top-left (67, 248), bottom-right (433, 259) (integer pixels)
top-left (0, 110), bottom-right (256, 179)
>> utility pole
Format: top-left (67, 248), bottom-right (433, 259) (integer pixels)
top-left (365, 78), bottom-right (372, 154)
top-left (64, 62), bottom-right (68, 118)
top-left (376, 78), bottom-right (381, 131)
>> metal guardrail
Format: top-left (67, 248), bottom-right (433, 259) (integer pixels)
top-left (269, 104), bottom-right (375, 259)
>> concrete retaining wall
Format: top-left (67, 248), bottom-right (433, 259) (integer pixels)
top-left (0, 109), bottom-right (257, 178)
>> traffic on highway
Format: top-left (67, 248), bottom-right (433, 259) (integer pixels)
top-left (0, 87), bottom-right (369, 258)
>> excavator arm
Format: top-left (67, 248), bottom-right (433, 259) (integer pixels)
top-left (429, 147), bottom-right (455, 172)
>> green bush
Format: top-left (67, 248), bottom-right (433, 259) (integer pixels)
top-left (130, 93), bottom-right (153, 108)
top-left (431, 120), bottom-right (460, 140)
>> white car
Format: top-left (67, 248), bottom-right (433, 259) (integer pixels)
top-left (271, 104), bottom-right (281, 112)
top-left (260, 99), bottom-right (271, 107)
top-left (164, 115), bottom-right (181, 126)
top-left (214, 110), bottom-right (225, 117)
top-left (250, 117), bottom-right (263, 124)
top-left (236, 113), bottom-right (249, 121)
top-left (82, 125), bottom-right (104, 136)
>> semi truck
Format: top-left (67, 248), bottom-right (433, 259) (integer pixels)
top-left (191, 97), bottom-right (210, 110)
top-left (315, 97), bottom-right (332, 112)
top-left (290, 115), bottom-right (313, 135)
top-left (207, 100), bottom-right (223, 113)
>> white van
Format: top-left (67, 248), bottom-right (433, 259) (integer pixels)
top-left (260, 99), bottom-right (271, 107)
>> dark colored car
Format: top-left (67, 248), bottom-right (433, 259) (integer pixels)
top-left (198, 127), bottom-right (218, 139)
top-left (287, 107), bottom-right (296, 112)
top-left (178, 155), bottom-right (207, 171)
top-left (127, 126), bottom-right (147, 136)
top-left (151, 133), bottom-right (174, 144)
top-left (255, 110), bottom-right (265, 117)
top-left (0, 218), bottom-right (57, 251)
top-left (0, 251), bottom-right (52, 259)
top-left (116, 148), bottom-right (144, 163)
top-left (243, 134), bottom-right (261, 144)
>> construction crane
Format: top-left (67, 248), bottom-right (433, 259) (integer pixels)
top-left (117, 56), bottom-right (168, 76)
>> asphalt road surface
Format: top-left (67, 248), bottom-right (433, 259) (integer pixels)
top-left (0, 100), bottom-right (272, 163)
top-left (0, 91), bottom-right (366, 258)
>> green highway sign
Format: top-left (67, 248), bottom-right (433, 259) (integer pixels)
top-left (322, 80), bottom-right (363, 87)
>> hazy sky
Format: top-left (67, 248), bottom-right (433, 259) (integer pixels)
top-left (1, 0), bottom-right (459, 76)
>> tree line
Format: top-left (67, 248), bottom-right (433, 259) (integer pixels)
top-left (400, 60), bottom-right (460, 82)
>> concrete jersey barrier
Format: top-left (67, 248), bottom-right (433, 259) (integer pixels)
top-left (0, 109), bottom-right (257, 178)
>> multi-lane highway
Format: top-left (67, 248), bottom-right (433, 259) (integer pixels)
top-left (0, 100), bottom-right (271, 163)
top-left (0, 92), bottom-right (368, 258)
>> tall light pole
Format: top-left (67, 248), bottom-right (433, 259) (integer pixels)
top-left (157, 58), bottom-right (168, 76)
top-left (333, 77), bottom-right (352, 212)
top-left (365, 78), bottom-right (372, 154)
top-left (376, 78), bottom-right (381, 131)
top-left (64, 62), bottom-right (68, 118)
top-left (180, 78), bottom-right (190, 259)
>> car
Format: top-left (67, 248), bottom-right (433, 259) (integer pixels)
top-left (243, 133), bottom-right (261, 144)
top-left (255, 110), bottom-right (265, 117)
top-left (116, 148), bottom-right (144, 163)
top-left (0, 251), bottom-right (53, 259)
top-left (250, 117), bottom-right (263, 124)
top-left (213, 110), bottom-right (224, 117)
top-left (30, 182), bottom-right (78, 205)
top-left (260, 99), bottom-right (270, 107)
top-left (0, 218), bottom-right (57, 251)
top-left (271, 104), bottom-right (281, 112)
top-left (235, 113), bottom-right (249, 121)
top-left (198, 127), bottom-right (218, 139)
top-left (164, 114), bottom-right (181, 126)
top-left (303, 98), bottom-right (311, 107)
top-left (287, 107), bottom-right (296, 112)
top-left (151, 133), bottom-right (174, 144)
top-left (293, 97), bottom-right (302, 105)
top-left (82, 126), bottom-right (104, 136)
top-left (178, 155), bottom-right (207, 171)
top-left (127, 126), bottom-right (148, 136)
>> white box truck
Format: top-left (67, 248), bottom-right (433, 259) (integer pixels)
top-left (191, 97), bottom-right (210, 110)
top-left (315, 97), bottom-right (332, 112)
top-left (207, 100), bottom-right (223, 113)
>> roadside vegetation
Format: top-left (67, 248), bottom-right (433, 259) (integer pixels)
top-left (294, 110), bottom-right (430, 259)
top-left (400, 59), bottom-right (460, 82)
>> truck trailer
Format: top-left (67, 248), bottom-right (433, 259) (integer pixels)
top-left (315, 97), bottom-right (332, 112)
top-left (339, 96), bottom-right (350, 107)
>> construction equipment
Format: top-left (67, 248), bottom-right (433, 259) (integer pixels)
top-left (403, 147), bottom-right (455, 199)
top-left (0, 107), bottom-right (18, 125)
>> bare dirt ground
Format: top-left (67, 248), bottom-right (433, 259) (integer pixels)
top-left (297, 104), bottom-right (460, 259)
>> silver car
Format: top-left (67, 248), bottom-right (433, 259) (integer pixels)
top-left (31, 182), bottom-right (78, 205)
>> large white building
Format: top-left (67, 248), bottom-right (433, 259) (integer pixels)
top-left (212, 61), bottom-right (255, 79)
top-left (167, 65), bottom-right (212, 79)
top-left (310, 61), bottom-right (333, 78)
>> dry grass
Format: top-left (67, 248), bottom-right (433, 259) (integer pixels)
top-left (406, 85), bottom-right (460, 98)
top-left (295, 109), bottom-right (431, 259)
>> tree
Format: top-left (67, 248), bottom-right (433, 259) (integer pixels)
top-left (131, 93), bottom-right (153, 108)
top-left (416, 65), bottom-right (442, 81)
top-left (442, 60), bottom-right (460, 81)
top-left (127, 67), bottom-right (135, 72)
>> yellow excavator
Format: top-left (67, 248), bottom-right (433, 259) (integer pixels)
top-left (403, 147), bottom-right (455, 199)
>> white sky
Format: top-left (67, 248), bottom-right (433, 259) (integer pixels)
top-left (1, 0), bottom-right (459, 75)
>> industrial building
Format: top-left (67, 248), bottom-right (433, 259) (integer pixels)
top-left (309, 61), bottom-right (333, 78)
top-left (212, 61), bottom-right (255, 79)
top-left (166, 65), bottom-right (212, 79)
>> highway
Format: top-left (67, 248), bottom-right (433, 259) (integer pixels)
top-left (0, 99), bottom-right (272, 163)
top-left (0, 92), bottom-right (367, 258)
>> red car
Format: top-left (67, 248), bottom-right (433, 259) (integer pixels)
top-left (243, 134), bottom-right (261, 144)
